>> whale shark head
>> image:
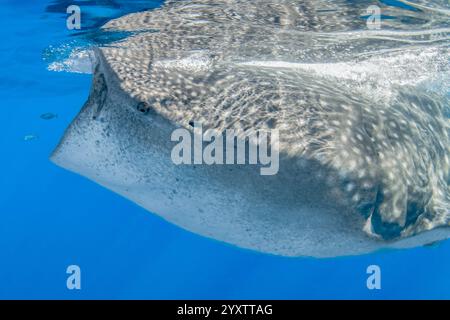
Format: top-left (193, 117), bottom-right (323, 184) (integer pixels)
top-left (51, 0), bottom-right (450, 257)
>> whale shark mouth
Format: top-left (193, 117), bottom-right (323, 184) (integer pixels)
top-left (50, 0), bottom-right (450, 257)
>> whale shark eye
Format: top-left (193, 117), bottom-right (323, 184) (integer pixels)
top-left (136, 100), bottom-right (158, 116)
top-left (136, 102), bottom-right (150, 114)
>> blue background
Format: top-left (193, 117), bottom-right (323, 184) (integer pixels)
top-left (0, 0), bottom-right (448, 299)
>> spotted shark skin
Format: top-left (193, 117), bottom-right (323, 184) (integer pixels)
top-left (51, 0), bottom-right (450, 257)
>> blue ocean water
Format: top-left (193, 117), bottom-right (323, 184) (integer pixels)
top-left (0, 0), bottom-right (448, 299)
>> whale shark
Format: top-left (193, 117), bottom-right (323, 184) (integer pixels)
top-left (51, 0), bottom-right (450, 257)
